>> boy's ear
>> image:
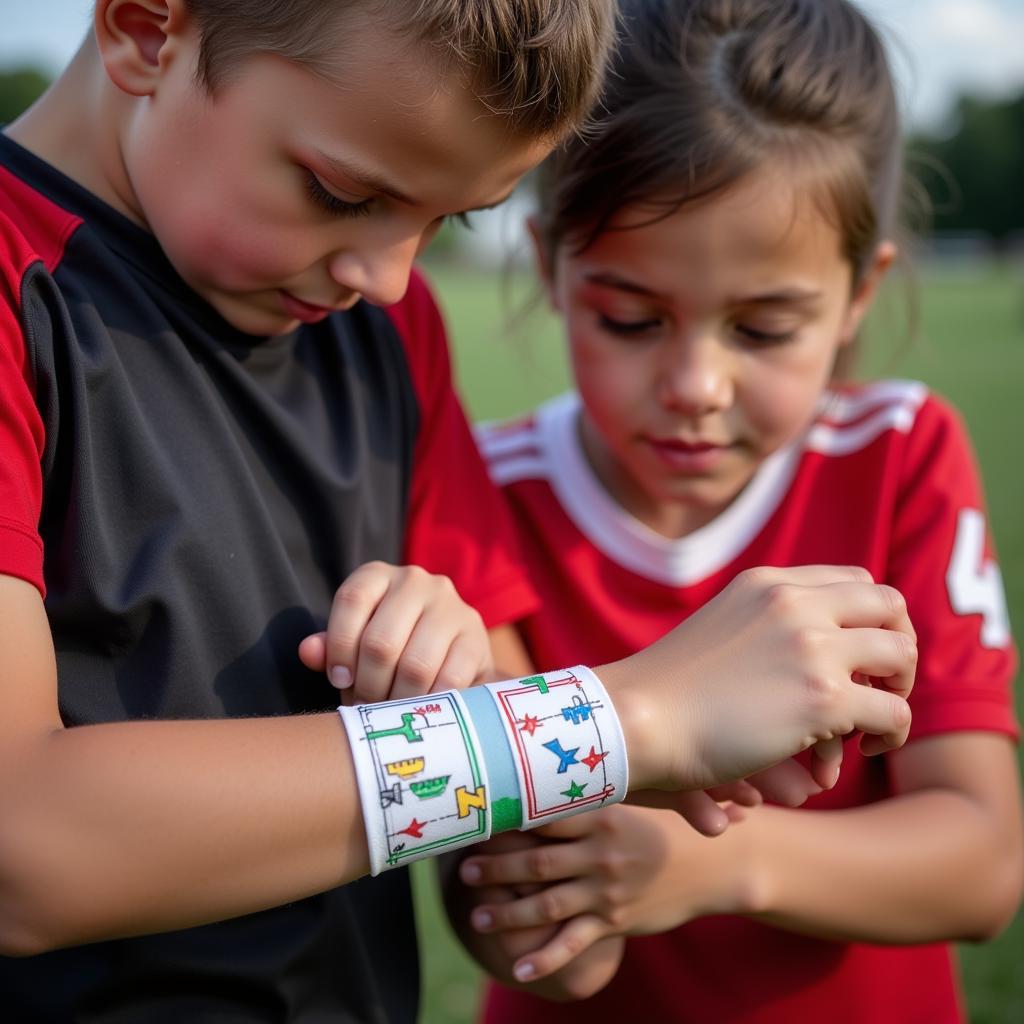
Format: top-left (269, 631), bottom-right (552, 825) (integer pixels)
top-left (839, 240), bottom-right (897, 346)
top-left (526, 216), bottom-right (560, 311)
top-left (94, 0), bottom-right (190, 96)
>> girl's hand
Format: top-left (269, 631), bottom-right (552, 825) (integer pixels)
top-left (298, 562), bottom-right (492, 704)
top-left (641, 759), bottom-right (826, 836)
top-left (604, 565), bottom-right (917, 793)
top-left (460, 804), bottom-right (734, 981)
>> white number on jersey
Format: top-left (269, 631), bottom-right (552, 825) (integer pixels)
top-left (946, 508), bottom-right (1010, 648)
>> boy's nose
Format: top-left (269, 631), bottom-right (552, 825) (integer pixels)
top-left (658, 336), bottom-right (733, 415)
top-left (327, 236), bottom-right (420, 308)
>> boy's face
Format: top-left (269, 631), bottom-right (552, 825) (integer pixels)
top-left (120, 21), bottom-right (550, 334)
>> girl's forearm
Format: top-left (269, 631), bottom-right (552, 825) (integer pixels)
top-left (734, 791), bottom-right (1021, 943)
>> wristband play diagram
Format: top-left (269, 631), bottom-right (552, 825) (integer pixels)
top-left (339, 666), bottom-right (627, 875)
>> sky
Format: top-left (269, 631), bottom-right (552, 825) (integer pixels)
top-left (1, 0), bottom-right (1023, 131)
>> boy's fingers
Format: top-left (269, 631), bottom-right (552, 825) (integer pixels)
top-left (512, 915), bottom-right (607, 983)
top-left (352, 598), bottom-right (425, 704)
top-left (472, 881), bottom-right (591, 932)
top-left (297, 632), bottom-right (328, 673)
top-left (388, 609), bottom-right (460, 700)
top-left (325, 568), bottom-right (392, 690)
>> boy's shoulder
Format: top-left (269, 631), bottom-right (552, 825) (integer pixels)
top-left (0, 161), bottom-right (81, 283)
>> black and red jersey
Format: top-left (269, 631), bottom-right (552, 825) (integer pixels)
top-left (0, 131), bottom-right (535, 1022)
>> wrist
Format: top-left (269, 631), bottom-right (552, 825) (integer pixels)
top-left (595, 661), bottom-right (661, 791)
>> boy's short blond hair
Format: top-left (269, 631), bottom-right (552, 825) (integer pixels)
top-left (186, 0), bottom-right (617, 138)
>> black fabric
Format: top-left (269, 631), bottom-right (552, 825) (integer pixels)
top-left (0, 134), bottom-right (422, 1023)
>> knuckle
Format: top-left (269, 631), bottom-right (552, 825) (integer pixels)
top-left (560, 930), bottom-right (586, 959)
top-left (792, 625), bottom-right (826, 659)
top-left (880, 584), bottom-right (907, 618)
top-left (765, 582), bottom-right (802, 617)
top-left (737, 566), bottom-right (771, 590)
top-left (361, 631), bottom-right (400, 664)
top-left (894, 630), bottom-right (918, 665)
top-left (397, 654), bottom-right (437, 689)
top-left (538, 889), bottom-right (564, 923)
top-left (526, 847), bottom-right (554, 881)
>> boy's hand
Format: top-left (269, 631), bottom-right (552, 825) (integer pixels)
top-left (298, 562), bottom-right (492, 704)
top-left (604, 565), bottom-right (917, 793)
top-left (460, 803), bottom-right (736, 981)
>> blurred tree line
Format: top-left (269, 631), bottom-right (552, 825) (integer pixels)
top-left (909, 89), bottom-right (1024, 250)
top-left (1, 65), bottom-right (1022, 249)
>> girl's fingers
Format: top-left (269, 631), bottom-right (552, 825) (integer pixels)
top-left (745, 565), bottom-right (874, 587)
top-left (512, 915), bottom-right (608, 982)
top-left (841, 677), bottom-right (912, 753)
top-left (672, 789), bottom-right (730, 836)
top-left (839, 626), bottom-right (918, 701)
top-left (808, 737), bottom-right (844, 790)
top-left (818, 581), bottom-right (916, 641)
top-left (460, 839), bottom-right (591, 888)
top-left (746, 759), bottom-right (824, 805)
top-left (297, 631), bottom-right (328, 673)
top-left (472, 881), bottom-right (593, 932)
top-left (351, 595), bottom-right (426, 703)
top-left (705, 779), bottom-right (764, 807)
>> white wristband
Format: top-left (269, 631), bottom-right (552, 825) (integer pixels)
top-left (478, 665), bottom-right (628, 829)
top-left (340, 666), bottom-right (628, 874)
top-left (339, 691), bottom-right (490, 875)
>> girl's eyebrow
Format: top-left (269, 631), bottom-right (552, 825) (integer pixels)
top-left (583, 271), bottom-right (665, 299)
top-left (733, 288), bottom-right (823, 305)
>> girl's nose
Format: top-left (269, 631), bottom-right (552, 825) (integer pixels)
top-left (657, 336), bottom-right (733, 416)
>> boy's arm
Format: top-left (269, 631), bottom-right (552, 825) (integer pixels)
top-left (0, 564), bottom-right (916, 955)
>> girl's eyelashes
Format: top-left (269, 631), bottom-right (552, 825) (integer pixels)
top-left (598, 312), bottom-right (662, 336)
top-left (304, 171), bottom-right (374, 219)
top-left (735, 323), bottom-right (798, 345)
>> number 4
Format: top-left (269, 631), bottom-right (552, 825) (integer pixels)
top-left (946, 508), bottom-right (1010, 648)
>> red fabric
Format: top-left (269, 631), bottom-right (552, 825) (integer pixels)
top-left (386, 269), bottom-right (538, 628)
top-left (478, 385), bottom-right (1017, 1024)
top-left (0, 166), bottom-right (81, 595)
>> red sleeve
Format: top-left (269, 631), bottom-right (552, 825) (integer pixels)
top-left (385, 269), bottom-right (538, 628)
top-left (889, 395), bottom-right (1018, 741)
top-left (0, 213), bottom-right (46, 596)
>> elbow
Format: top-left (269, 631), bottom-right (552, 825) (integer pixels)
top-left (959, 849), bottom-right (1024, 943)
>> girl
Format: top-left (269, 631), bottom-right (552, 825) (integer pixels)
top-left (453, 1), bottom-right (1023, 1021)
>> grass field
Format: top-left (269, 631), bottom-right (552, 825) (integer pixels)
top-left (411, 261), bottom-right (1024, 1024)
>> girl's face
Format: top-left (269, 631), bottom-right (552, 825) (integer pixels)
top-left (543, 163), bottom-right (891, 538)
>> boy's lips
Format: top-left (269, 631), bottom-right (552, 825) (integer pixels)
top-left (279, 290), bottom-right (339, 323)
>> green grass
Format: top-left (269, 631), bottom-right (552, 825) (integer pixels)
top-left (412, 261), bottom-right (1024, 1024)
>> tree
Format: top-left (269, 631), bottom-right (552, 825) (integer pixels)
top-left (0, 67), bottom-right (51, 125)
top-left (909, 90), bottom-right (1024, 246)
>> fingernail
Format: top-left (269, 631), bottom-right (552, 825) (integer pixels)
top-left (514, 962), bottom-right (536, 982)
top-left (472, 910), bottom-right (493, 931)
top-left (330, 666), bottom-right (352, 689)
top-left (460, 861), bottom-right (481, 883)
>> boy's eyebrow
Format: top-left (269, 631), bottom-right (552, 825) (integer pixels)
top-left (314, 150), bottom-right (516, 213)
top-left (315, 151), bottom-right (415, 205)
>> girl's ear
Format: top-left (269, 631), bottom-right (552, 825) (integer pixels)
top-left (526, 216), bottom-right (561, 311)
top-left (839, 240), bottom-right (897, 346)
top-left (94, 0), bottom-right (191, 97)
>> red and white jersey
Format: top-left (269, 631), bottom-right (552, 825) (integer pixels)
top-left (477, 381), bottom-right (1018, 1024)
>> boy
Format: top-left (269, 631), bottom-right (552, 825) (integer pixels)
top-left (0, 2), bottom-right (916, 1020)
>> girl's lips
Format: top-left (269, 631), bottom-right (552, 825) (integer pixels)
top-left (646, 437), bottom-right (729, 472)
top-left (279, 290), bottom-right (335, 323)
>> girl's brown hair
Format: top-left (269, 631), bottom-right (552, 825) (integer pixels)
top-left (536, 0), bottom-right (907, 285)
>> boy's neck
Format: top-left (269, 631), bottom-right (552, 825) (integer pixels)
top-left (5, 36), bottom-right (147, 227)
